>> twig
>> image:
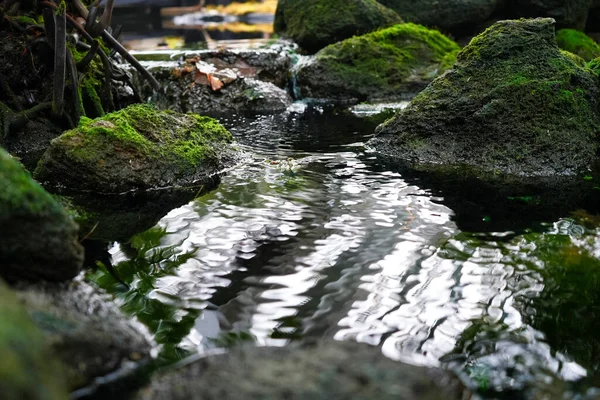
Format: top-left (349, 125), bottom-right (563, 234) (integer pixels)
top-left (52, 5), bottom-right (66, 116)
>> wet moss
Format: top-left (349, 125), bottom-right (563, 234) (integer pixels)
top-left (297, 23), bottom-right (460, 101)
top-left (274, 0), bottom-right (402, 53)
top-left (0, 149), bottom-right (64, 218)
top-left (372, 18), bottom-right (600, 177)
top-left (556, 29), bottom-right (600, 62)
top-left (59, 104), bottom-right (231, 167)
top-left (34, 104), bottom-right (237, 192)
top-left (0, 147), bottom-right (83, 281)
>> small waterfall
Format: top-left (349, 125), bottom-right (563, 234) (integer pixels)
top-left (289, 54), bottom-right (313, 101)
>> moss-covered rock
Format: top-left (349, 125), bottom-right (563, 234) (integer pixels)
top-left (0, 148), bottom-right (83, 281)
top-left (34, 104), bottom-right (240, 193)
top-left (296, 23), bottom-right (460, 103)
top-left (377, 0), bottom-right (500, 36)
top-left (556, 29), bottom-right (600, 61)
top-left (0, 280), bottom-right (67, 399)
top-left (369, 18), bottom-right (600, 177)
top-left (274, 0), bottom-right (402, 53)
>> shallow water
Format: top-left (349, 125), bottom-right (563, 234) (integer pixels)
top-left (89, 105), bottom-right (600, 398)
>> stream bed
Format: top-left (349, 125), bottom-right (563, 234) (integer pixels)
top-left (88, 104), bottom-right (600, 398)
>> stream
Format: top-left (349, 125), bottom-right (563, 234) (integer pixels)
top-left (86, 104), bottom-right (600, 398)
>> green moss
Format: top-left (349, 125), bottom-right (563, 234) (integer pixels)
top-left (0, 148), bottom-right (64, 218)
top-left (52, 104), bottom-right (232, 168)
top-left (304, 23), bottom-right (459, 99)
top-left (374, 19), bottom-right (600, 176)
top-left (587, 57), bottom-right (600, 76)
top-left (556, 29), bottom-right (600, 62)
top-left (560, 49), bottom-right (587, 67)
top-left (0, 282), bottom-right (67, 400)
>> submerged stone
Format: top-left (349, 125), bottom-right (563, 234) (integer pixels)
top-left (0, 147), bottom-right (83, 281)
top-left (556, 29), bottom-right (600, 61)
top-left (34, 104), bottom-right (240, 193)
top-left (296, 23), bottom-right (460, 103)
top-left (0, 280), bottom-right (67, 400)
top-left (136, 341), bottom-right (465, 399)
top-left (274, 0), bottom-right (402, 53)
top-left (369, 18), bottom-right (600, 177)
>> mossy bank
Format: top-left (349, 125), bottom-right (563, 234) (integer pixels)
top-left (369, 18), bottom-right (600, 177)
top-left (34, 104), bottom-right (241, 193)
top-left (296, 23), bottom-right (460, 103)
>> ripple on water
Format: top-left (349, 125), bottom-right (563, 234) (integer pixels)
top-left (89, 110), bottom-right (600, 397)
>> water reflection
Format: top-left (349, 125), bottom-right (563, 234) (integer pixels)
top-left (88, 108), bottom-right (600, 397)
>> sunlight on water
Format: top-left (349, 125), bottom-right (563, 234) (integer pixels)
top-left (91, 109), bottom-right (600, 396)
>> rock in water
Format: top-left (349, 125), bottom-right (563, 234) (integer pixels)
top-left (377, 0), bottom-right (500, 36)
top-left (15, 279), bottom-right (153, 391)
top-left (274, 0), bottom-right (402, 53)
top-left (136, 341), bottom-right (465, 400)
top-left (369, 18), bottom-right (600, 177)
top-left (0, 147), bottom-right (83, 281)
top-left (296, 23), bottom-right (460, 103)
top-left (0, 280), bottom-right (67, 399)
top-left (34, 104), bottom-right (240, 193)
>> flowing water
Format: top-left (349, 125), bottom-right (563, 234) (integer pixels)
top-left (88, 104), bottom-right (600, 398)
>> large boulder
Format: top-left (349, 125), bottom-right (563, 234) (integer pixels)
top-left (0, 148), bottom-right (83, 282)
top-left (504, 0), bottom-right (592, 30)
top-left (369, 18), bottom-right (600, 177)
top-left (377, 0), bottom-right (501, 36)
top-left (34, 104), bottom-right (241, 193)
top-left (135, 341), bottom-right (465, 399)
top-left (274, 0), bottom-right (402, 53)
top-left (296, 23), bottom-right (460, 103)
top-left (0, 280), bottom-right (67, 400)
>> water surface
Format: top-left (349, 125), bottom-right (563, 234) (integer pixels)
top-left (90, 105), bottom-right (600, 397)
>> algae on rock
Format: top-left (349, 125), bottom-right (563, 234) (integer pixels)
top-left (0, 147), bottom-right (83, 281)
top-left (274, 0), bottom-right (402, 53)
top-left (370, 18), bottom-right (600, 177)
top-left (296, 23), bottom-right (460, 103)
top-left (34, 104), bottom-right (240, 193)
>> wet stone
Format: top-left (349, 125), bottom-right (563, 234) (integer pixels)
top-left (14, 279), bottom-right (153, 391)
top-left (135, 341), bottom-right (466, 400)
